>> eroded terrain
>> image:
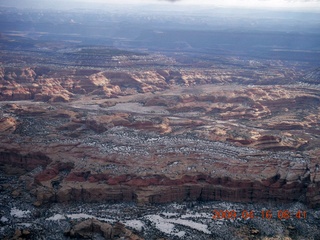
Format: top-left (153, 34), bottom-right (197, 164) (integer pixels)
top-left (0, 63), bottom-right (319, 239)
top-left (0, 5), bottom-right (320, 238)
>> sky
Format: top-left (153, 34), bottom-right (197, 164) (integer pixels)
top-left (67, 0), bottom-right (320, 11)
top-left (1, 0), bottom-right (320, 11)
top-left (85, 0), bottom-right (320, 9)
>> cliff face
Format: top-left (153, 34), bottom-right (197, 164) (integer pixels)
top-left (29, 157), bottom-right (318, 207)
top-left (0, 67), bottom-right (319, 208)
top-left (1, 147), bottom-right (317, 207)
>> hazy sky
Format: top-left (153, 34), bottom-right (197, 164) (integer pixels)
top-left (88, 0), bottom-right (320, 7)
top-left (1, 0), bottom-right (320, 11)
top-left (77, 0), bottom-right (320, 10)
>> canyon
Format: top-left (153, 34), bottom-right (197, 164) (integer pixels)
top-left (0, 5), bottom-right (320, 239)
top-left (0, 66), bottom-right (319, 211)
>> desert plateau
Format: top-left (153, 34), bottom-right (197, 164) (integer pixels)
top-left (0, 1), bottom-right (320, 239)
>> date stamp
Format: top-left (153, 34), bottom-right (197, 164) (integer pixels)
top-left (212, 209), bottom-right (307, 220)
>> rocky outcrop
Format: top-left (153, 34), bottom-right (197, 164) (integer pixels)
top-left (85, 114), bottom-right (131, 133)
top-left (0, 151), bottom-right (51, 172)
top-left (0, 117), bottom-right (18, 133)
top-left (65, 219), bottom-right (143, 240)
top-left (34, 162), bottom-right (74, 182)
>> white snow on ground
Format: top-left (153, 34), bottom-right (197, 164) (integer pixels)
top-left (162, 212), bottom-right (179, 217)
top-left (168, 218), bottom-right (211, 234)
top-left (181, 213), bottom-right (212, 219)
top-left (122, 220), bottom-right (145, 231)
top-left (66, 213), bottom-right (96, 219)
top-left (10, 208), bottom-right (31, 218)
top-left (216, 202), bottom-right (237, 209)
top-left (46, 214), bottom-right (66, 221)
top-left (96, 217), bottom-right (116, 223)
top-left (170, 203), bottom-right (184, 210)
top-left (0, 217), bottom-right (8, 223)
top-left (145, 214), bottom-right (211, 236)
top-left (174, 230), bottom-right (186, 238)
top-left (45, 209), bottom-right (211, 237)
top-left (145, 215), bottom-right (184, 237)
top-left (17, 223), bottom-right (32, 227)
top-left (46, 213), bottom-right (115, 223)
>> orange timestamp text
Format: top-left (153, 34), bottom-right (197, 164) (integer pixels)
top-left (212, 209), bottom-right (307, 220)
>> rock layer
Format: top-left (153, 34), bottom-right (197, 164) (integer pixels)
top-left (0, 70), bottom-right (319, 209)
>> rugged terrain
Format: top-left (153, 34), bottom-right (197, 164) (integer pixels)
top-left (1, 5), bottom-right (320, 239)
top-left (1, 65), bottom-right (320, 209)
top-left (0, 59), bottom-right (320, 240)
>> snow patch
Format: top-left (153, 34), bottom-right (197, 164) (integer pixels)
top-left (46, 213), bottom-right (115, 223)
top-left (181, 213), bottom-right (211, 219)
top-left (162, 212), bottom-right (179, 217)
top-left (0, 216), bottom-right (8, 223)
top-left (168, 218), bottom-right (211, 234)
top-left (145, 215), bottom-right (181, 236)
top-left (10, 208), bottom-right (31, 218)
top-left (123, 220), bottom-right (144, 231)
top-left (170, 203), bottom-right (184, 210)
top-left (46, 214), bottom-right (66, 221)
top-left (146, 214), bottom-right (211, 236)
top-left (17, 223), bottom-right (32, 227)
top-left (67, 213), bottom-right (96, 219)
